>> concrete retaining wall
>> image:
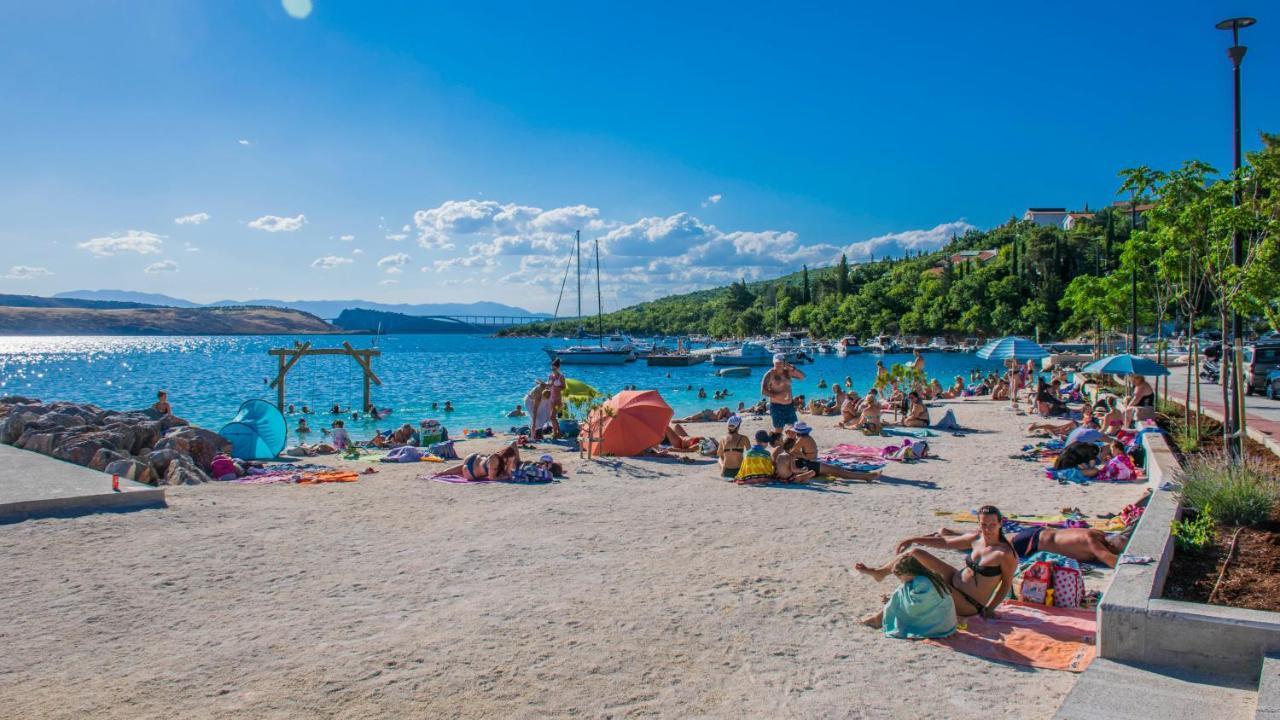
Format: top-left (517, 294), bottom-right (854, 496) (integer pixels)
top-left (1097, 430), bottom-right (1280, 681)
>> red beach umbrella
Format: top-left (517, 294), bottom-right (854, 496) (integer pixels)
top-left (583, 390), bottom-right (674, 457)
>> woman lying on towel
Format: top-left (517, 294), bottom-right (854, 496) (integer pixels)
top-left (856, 505), bottom-right (1016, 618)
top-left (662, 423), bottom-right (703, 451)
top-left (676, 407), bottom-right (732, 423)
top-left (1026, 418), bottom-right (1079, 438)
top-left (859, 554), bottom-right (957, 639)
top-left (438, 442), bottom-right (522, 481)
top-left (931, 521), bottom-right (1134, 568)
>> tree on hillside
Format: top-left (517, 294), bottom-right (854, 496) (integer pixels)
top-left (802, 265), bottom-right (812, 304)
top-left (837, 254), bottom-right (850, 297)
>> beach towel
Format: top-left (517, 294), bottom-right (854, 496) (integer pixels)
top-left (823, 444), bottom-right (886, 462)
top-left (296, 470), bottom-right (359, 484)
top-left (426, 473), bottom-right (489, 484)
top-left (923, 601), bottom-right (1096, 672)
top-left (931, 409), bottom-right (961, 431)
top-left (820, 458), bottom-right (887, 473)
top-left (882, 427), bottom-right (937, 438)
top-left (382, 446), bottom-right (425, 463)
top-left (882, 575), bottom-right (957, 640)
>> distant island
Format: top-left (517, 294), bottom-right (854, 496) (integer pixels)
top-left (54, 290), bottom-right (547, 321)
top-left (0, 302), bottom-right (336, 336)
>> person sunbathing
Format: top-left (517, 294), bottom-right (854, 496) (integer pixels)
top-left (847, 390), bottom-right (883, 435)
top-left (717, 416), bottom-right (751, 478)
top-left (788, 423), bottom-right (879, 481)
top-left (856, 505), bottom-right (1016, 618)
top-left (944, 376), bottom-right (966, 399)
top-left (662, 423), bottom-right (703, 451)
top-left (770, 440), bottom-right (815, 484)
top-left (1026, 419), bottom-right (1078, 438)
top-left (991, 378), bottom-right (1010, 401)
top-left (676, 407), bottom-right (731, 423)
top-left (439, 442), bottom-right (521, 481)
top-left (1099, 397), bottom-right (1124, 434)
top-left (859, 554), bottom-right (957, 639)
top-left (927, 378), bottom-right (945, 400)
top-left (903, 391), bottom-right (930, 428)
top-left (932, 522), bottom-right (1134, 568)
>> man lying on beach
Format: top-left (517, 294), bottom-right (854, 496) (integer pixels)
top-left (928, 521), bottom-right (1134, 568)
top-left (676, 407), bottom-right (732, 423)
top-left (856, 505), bottom-right (1016, 619)
top-left (786, 422), bottom-right (879, 481)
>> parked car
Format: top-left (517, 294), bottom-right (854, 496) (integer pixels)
top-left (1267, 369), bottom-right (1280, 401)
top-left (1244, 343), bottom-right (1280, 395)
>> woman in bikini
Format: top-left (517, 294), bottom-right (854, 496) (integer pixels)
top-left (1100, 396), bottom-right (1125, 434)
top-left (788, 423), bottom-right (880, 481)
top-left (856, 505), bottom-right (1016, 618)
top-left (770, 440), bottom-right (815, 484)
top-left (932, 521), bottom-right (1134, 568)
top-left (717, 416), bottom-right (751, 478)
top-left (662, 423), bottom-right (703, 451)
top-left (902, 391), bottom-right (930, 428)
top-left (441, 443), bottom-right (521, 481)
top-left (1123, 374), bottom-right (1155, 424)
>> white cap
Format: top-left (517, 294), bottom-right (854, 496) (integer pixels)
top-left (773, 353), bottom-right (787, 362)
top-left (726, 415), bottom-right (742, 428)
top-left (539, 454), bottom-right (554, 463)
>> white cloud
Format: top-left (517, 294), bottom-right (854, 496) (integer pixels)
top-left (4, 265), bottom-right (52, 280)
top-left (311, 256), bottom-right (353, 270)
top-left (78, 230), bottom-right (165, 256)
top-left (379, 279), bottom-right (399, 286)
top-left (184, 242), bottom-right (200, 252)
top-left (841, 221), bottom-right (976, 261)
top-left (339, 234), bottom-right (355, 242)
top-left (385, 233), bottom-right (408, 242)
top-left (174, 212), bottom-right (211, 225)
top-left (248, 214), bottom-right (307, 232)
top-left (385, 267), bottom-right (403, 275)
top-left (377, 252), bottom-right (411, 271)
top-left (401, 224), bottom-right (410, 232)
top-left (701, 194), bottom-right (723, 207)
top-left (144, 260), bottom-right (179, 274)
top-left (238, 139), bottom-right (251, 145)
top-left (352, 248), bottom-right (364, 256)
top-left (412, 199), bottom-right (605, 251)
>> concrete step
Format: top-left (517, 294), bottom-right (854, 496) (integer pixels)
top-left (1055, 658), bottom-right (1255, 720)
top-left (1258, 654), bottom-right (1280, 720)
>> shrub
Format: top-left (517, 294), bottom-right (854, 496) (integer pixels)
top-left (1172, 504), bottom-right (1217, 553)
top-left (1179, 451), bottom-right (1279, 527)
top-left (1171, 425), bottom-right (1201, 453)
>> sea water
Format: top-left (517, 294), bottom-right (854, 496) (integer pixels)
top-left (0, 335), bottom-right (1007, 442)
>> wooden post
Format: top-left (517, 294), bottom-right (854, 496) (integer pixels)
top-left (363, 358), bottom-right (372, 414)
top-left (277, 353), bottom-right (286, 410)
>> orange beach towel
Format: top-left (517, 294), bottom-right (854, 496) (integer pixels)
top-left (296, 470), bottom-right (360, 485)
top-left (924, 600), bottom-right (1096, 672)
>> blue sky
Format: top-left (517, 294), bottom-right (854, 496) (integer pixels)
top-left (1, 1), bottom-right (1276, 312)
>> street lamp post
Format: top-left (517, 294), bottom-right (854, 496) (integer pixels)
top-left (1216, 16), bottom-right (1254, 459)
top-left (1129, 191), bottom-right (1138, 355)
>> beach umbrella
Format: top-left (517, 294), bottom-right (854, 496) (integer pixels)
top-left (583, 389), bottom-right (674, 457)
top-left (1080, 353), bottom-right (1170, 377)
top-left (219, 399), bottom-right (287, 460)
top-left (976, 336), bottom-right (1049, 361)
top-left (564, 378), bottom-right (600, 404)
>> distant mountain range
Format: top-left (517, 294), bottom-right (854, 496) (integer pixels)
top-left (53, 290), bottom-right (546, 320)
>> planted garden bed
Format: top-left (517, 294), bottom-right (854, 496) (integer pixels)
top-left (1157, 403), bottom-right (1280, 613)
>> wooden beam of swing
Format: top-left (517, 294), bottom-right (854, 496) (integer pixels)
top-left (268, 341), bottom-right (313, 389)
top-left (268, 348), bottom-right (381, 357)
top-left (341, 341), bottom-right (382, 386)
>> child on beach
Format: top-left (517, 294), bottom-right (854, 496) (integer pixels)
top-left (734, 430), bottom-right (777, 485)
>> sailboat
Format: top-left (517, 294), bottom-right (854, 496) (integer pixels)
top-left (544, 231), bottom-right (631, 365)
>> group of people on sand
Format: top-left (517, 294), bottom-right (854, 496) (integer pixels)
top-left (436, 440), bottom-right (563, 483)
top-left (714, 415), bottom-right (880, 484)
top-left (853, 503), bottom-right (1137, 637)
top-left (520, 358), bottom-right (568, 440)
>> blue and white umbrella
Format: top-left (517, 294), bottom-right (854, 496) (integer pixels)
top-left (976, 336), bottom-right (1049, 361)
top-left (1080, 353), bottom-right (1170, 377)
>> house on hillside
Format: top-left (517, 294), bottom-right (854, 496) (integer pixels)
top-left (925, 249), bottom-right (999, 276)
top-left (1063, 212), bottom-right (1095, 230)
top-left (1023, 208), bottom-right (1069, 227)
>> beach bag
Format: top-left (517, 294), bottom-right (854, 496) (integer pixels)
top-left (430, 440), bottom-right (458, 460)
top-left (512, 463), bottom-right (553, 483)
top-left (1019, 560), bottom-right (1054, 604)
top-left (1052, 565), bottom-right (1085, 608)
top-left (698, 437), bottom-right (719, 457)
top-left (560, 419), bottom-right (579, 437)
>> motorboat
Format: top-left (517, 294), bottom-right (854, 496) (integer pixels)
top-left (715, 366), bottom-right (752, 378)
top-left (647, 353), bottom-right (705, 367)
top-left (836, 337), bottom-right (864, 356)
top-left (767, 332), bottom-right (811, 363)
top-left (711, 341), bottom-right (774, 366)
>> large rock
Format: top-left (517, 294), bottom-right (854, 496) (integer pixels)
top-left (145, 448), bottom-right (183, 477)
top-left (90, 447), bottom-right (128, 472)
top-left (53, 431), bottom-right (126, 467)
top-left (105, 457), bottom-right (155, 486)
top-left (17, 430), bottom-right (70, 456)
top-left (1, 411), bottom-right (39, 444)
top-left (163, 455), bottom-right (210, 485)
top-left (155, 427), bottom-right (230, 472)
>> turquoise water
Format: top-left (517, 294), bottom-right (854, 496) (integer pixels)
top-left (0, 335), bottom-right (1006, 442)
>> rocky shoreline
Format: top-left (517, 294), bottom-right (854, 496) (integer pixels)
top-left (0, 397), bottom-right (231, 485)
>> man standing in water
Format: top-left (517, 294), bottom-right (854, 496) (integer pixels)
top-left (761, 354), bottom-right (805, 431)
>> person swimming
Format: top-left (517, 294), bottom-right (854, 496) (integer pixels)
top-left (153, 390), bottom-right (171, 416)
top-left (508, 404), bottom-right (526, 417)
top-left (443, 401), bottom-right (454, 413)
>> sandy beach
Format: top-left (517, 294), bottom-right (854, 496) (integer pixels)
top-left (0, 397), bottom-right (1146, 719)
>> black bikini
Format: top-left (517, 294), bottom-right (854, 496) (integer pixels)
top-left (953, 551), bottom-right (1003, 614)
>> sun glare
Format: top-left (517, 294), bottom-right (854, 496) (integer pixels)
top-left (282, 0), bottom-right (313, 20)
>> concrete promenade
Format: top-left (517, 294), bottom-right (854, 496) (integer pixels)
top-left (0, 443), bottom-right (165, 522)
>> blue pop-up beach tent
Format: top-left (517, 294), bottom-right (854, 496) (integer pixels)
top-left (219, 399), bottom-right (287, 460)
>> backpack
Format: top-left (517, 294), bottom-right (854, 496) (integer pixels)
top-left (1052, 565), bottom-right (1085, 608)
top-left (1019, 560), bottom-right (1055, 604)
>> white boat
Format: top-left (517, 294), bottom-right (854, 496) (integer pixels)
top-left (837, 336), bottom-right (864, 356)
top-left (715, 366), bottom-right (752, 378)
top-left (767, 332), bottom-right (811, 363)
top-left (544, 233), bottom-right (632, 365)
top-left (711, 341), bottom-right (774, 366)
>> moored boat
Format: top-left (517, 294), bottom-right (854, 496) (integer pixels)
top-left (711, 341), bottom-right (773, 366)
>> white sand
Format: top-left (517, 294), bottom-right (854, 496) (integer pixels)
top-left (0, 398), bottom-right (1145, 719)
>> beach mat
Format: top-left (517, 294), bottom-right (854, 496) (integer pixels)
top-left (424, 473), bottom-right (489, 484)
top-left (883, 427), bottom-right (937, 438)
top-left (924, 601), bottom-right (1096, 672)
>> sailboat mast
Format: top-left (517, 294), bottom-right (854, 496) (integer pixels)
top-left (595, 236), bottom-right (603, 345)
top-left (575, 230), bottom-right (582, 331)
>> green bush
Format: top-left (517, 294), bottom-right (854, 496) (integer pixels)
top-left (1172, 504), bottom-right (1217, 553)
top-left (1180, 451), bottom-right (1279, 527)
top-left (1171, 425), bottom-right (1201, 453)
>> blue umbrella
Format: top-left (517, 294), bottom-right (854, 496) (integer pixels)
top-left (1080, 353), bottom-right (1170, 377)
top-left (976, 336), bottom-right (1049, 361)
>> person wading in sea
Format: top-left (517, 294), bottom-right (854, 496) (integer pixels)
top-left (761, 354), bottom-right (805, 431)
